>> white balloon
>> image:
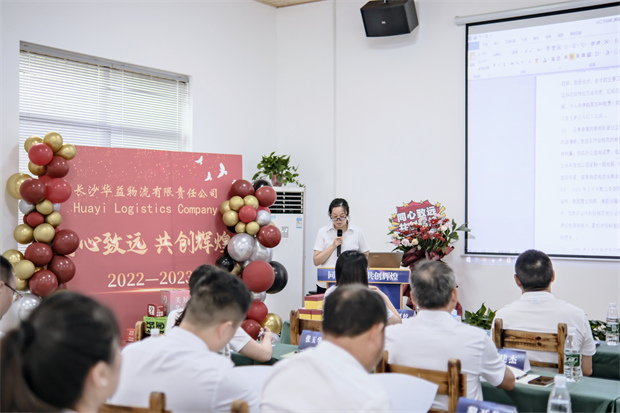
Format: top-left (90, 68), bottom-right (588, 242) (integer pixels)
top-left (256, 210), bottom-right (271, 227)
top-left (251, 291), bottom-right (267, 302)
top-left (19, 200), bottom-right (35, 215)
top-left (249, 239), bottom-right (272, 263)
top-left (53, 203), bottom-right (61, 212)
top-left (13, 293), bottom-right (41, 321)
top-left (228, 233), bottom-right (255, 262)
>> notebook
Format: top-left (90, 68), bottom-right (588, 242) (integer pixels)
top-left (367, 252), bottom-right (403, 269)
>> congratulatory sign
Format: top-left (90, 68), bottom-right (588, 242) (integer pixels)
top-left (63, 146), bottom-right (241, 330)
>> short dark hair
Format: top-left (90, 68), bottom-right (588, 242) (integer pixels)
top-left (410, 260), bottom-right (456, 309)
top-left (0, 256), bottom-right (13, 284)
top-left (1, 291), bottom-right (119, 412)
top-left (183, 265), bottom-right (251, 327)
top-left (335, 251), bottom-right (368, 287)
top-left (323, 285), bottom-right (386, 337)
top-left (328, 198), bottom-right (349, 216)
top-left (515, 249), bottom-right (554, 291)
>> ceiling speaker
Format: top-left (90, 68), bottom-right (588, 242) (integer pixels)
top-left (360, 0), bottom-right (418, 37)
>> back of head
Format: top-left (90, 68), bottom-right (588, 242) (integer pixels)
top-left (188, 264), bottom-right (220, 293)
top-left (515, 249), bottom-right (554, 291)
top-left (335, 251), bottom-right (368, 287)
top-left (0, 256), bottom-right (13, 284)
top-left (183, 265), bottom-right (251, 327)
top-left (323, 285), bottom-right (386, 338)
top-left (410, 260), bottom-right (456, 309)
top-left (1, 291), bottom-right (119, 412)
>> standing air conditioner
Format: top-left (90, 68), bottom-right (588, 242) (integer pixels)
top-left (265, 187), bottom-right (305, 321)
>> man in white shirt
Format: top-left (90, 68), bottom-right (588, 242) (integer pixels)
top-left (110, 265), bottom-right (258, 412)
top-left (261, 285), bottom-right (391, 412)
top-left (493, 249), bottom-right (596, 375)
top-left (385, 260), bottom-right (514, 411)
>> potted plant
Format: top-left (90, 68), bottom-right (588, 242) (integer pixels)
top-left (252, 152), bottom-right (304, 187)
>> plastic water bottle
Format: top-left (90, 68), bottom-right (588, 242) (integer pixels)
top-left (547, 374), bottom-right (572, 413)
top-left (606, 303), bottom-right (619, 346)
top-left (564, 327), bottom-right (582, 383)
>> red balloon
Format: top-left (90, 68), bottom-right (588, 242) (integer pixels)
top-left (25, 211), bottom-right (45, 228)
top-left (19, 179), bottom-right (46, 204)
top-left (230, 179), bottom-right (255, 198)
top-left (256, 225), bottom-right (282, 249)
top-left (241, 319), bottom-right (262, 340)
top-left (29, 270), bottom-right (58, 297)
top-left (255, 186), bottom-right (277, 207)
top-left (52, 229), bottom-right (80, 255)
top-left (38, 175), bottom-right (52, 185)
top-left (48, 255), bottom-right (76, 284)
top-left (246, 301), bottom-right (268, 323)
top-left (45, 178), bottom-right (72, 203)
top-left (28, 143), bottom-right (54, 166)
top-left (242, 260), bottom-right (275, 293)
top-left (22, 215), bottom-right (28, 225)
top-left (24, 242), bottom-right (54, 267)
top-left (46, 156), bottom-right (70, 178)
top-left (238, 205), bottom-right (257, 224)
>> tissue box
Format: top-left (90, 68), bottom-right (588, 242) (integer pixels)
top-left (160, 289), bottom-right (190, 314)
top-left (304, 294), bottom-right (325, 310)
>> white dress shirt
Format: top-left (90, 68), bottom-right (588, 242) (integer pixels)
top-left (261, 340), bottom-right (391, 412)
top-left (494, 291), bottom-right (596, 364)
top-left (324, 285), bottom-right (396, 321)
top-left (110, 328), bottom-right (259, 413)
top-left (313, 223), bottom-right (369, 287)
top-left (385, 310), bottom-right (507, 411)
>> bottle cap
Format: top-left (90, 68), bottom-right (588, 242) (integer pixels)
top-left (554, 374), bottom-right (567, 385)
top-left (611, 303), bottom-right (617, 307)
top-left (151, 328), bottom-right (160, 336)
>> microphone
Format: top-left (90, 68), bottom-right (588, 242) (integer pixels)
top-left (337, 229), bottom-right (342, 257)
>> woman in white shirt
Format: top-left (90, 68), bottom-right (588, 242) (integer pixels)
top-left (313, 198), bottom-right (369, 293)
top-left (324, 251), bottom-right (401, 326)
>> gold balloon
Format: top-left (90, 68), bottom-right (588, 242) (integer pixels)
top-left (44, 132), bottom-right (63, 152)
top-left (15, 278), bottom-right (29, 291)
top-left (229, 196), bottom-right (244, 211)
top-left (260, 313), bottom-right (283, 335)
top-left (14, 224), bottom-right (34, 244)
top-left (235, 221), bottom-right (246, 233)
top-left (2, 249), bottom-right (24, 268)
top-left (231, 262), bottom-right (242, 276)
top-left (243, 195), bottom-right (259, 209)
top-left (36, 199), bottom-right (54, 215)
top-left (33, 223), bottom-right (55, 243)
top-left (14, 259), bottom-right (35, 280)
top-left (6, 173), bottom-right (32, 200)
top-left (45, 211), bottom-right (62, 227)
top-left (222, 210), bottom-right (239, 227)
top-left (55, 143), bottom-right (76, 160)
top-left (219, 200), bottom-right (231, 215)
top-left (28, 161), bottom-right (47, 176)
top-left (24, 135), bottom-right (43, 152)
top-left (245, 221), bottom-right (260, 236)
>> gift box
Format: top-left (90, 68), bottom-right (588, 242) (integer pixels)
top-left (143, 316), bottom-right (167, 335)
top-left (160, 289), bottom-right (190, 314)
top-left (304, 294), bottom-right (325, 310)
top-left (126, 328), bottom-right (136, 343)
top-left (147, 304), bottom-right (166, 318)
top-left (298, 308), bottom-right (322, 321)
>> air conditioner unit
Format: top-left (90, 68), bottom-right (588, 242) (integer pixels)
top-left (265, 187), bottom-right (306, 321)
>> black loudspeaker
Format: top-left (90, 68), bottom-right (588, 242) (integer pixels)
top-left (360, 0), bottom-right (418, 37)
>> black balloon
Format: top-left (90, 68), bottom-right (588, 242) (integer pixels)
top-left (226, 225), bottom-right (237, 234)
top-left (215, 254), bottom-right (235, 272)
top-left (267, 260), bottom-right (288, 294)
top-left (252, 179), bottom-right (272, 192)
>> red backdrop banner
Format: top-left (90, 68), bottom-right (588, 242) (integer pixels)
top-left (63, 147), bottom-right (241, 333)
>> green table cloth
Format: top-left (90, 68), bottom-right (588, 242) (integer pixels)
top-left (231, 343), bottom-right (298, 366)
top-left (593, 342), bottom-right (620, 380)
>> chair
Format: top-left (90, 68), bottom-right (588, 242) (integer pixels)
top-left (134, 320), bottom-right (147, 341)
top-left (99, 392), bottom-right (169, 413)
top-left (493, 318), bottom-right (567, 373)
top-left (370, 372), bottom-right (438, 412)
top-left (375, 351), bottom-right (465, 413)
top-left (230, 400), bottom-right (249, 413)
top-left (289, 310), bottom-right (322, 346)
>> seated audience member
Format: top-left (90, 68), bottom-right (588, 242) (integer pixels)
top-left (261, 285), bottom-right (391, 412)
top-left (0, 257), bottom-right (18, 326)
top-left (110, 265), bottom-right (258, 412)
top-left (325, 250), bottom-right (401, 326)
top-left (1, 291), bottom-right (121, 412)
top-left (165, 267), bottom-right (273, 362)
top-left (493, 249), bottom-right (596, 375)
top-left (385, 260), bottom-right (514, 411)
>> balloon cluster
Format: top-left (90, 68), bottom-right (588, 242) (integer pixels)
top-left (3, 132), bottom-right (79, 300)
top-left (216, 179), bottom-right (288, 339)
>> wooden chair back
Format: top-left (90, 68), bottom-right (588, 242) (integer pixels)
top-left (230, 400), bottom-right (249, 413)
top-left (289, 310), bottom-right (322, 346)
top-left (375, 350), bottom-right (465, 413)
top-left (99, 392), bottom-right (169, 413)
top-left (135, 320), bottom-right (147, 341)
top-left (493, 318), bottom-right (567, 373)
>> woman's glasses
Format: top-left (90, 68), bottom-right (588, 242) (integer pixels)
top-left (331, 216), bottom-right (347, 222)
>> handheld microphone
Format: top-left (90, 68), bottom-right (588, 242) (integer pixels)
top-left (337, 229), bottom-right (342, 257)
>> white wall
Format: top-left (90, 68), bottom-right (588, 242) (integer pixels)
top-left (276, 0), bottom-right (620, 320)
